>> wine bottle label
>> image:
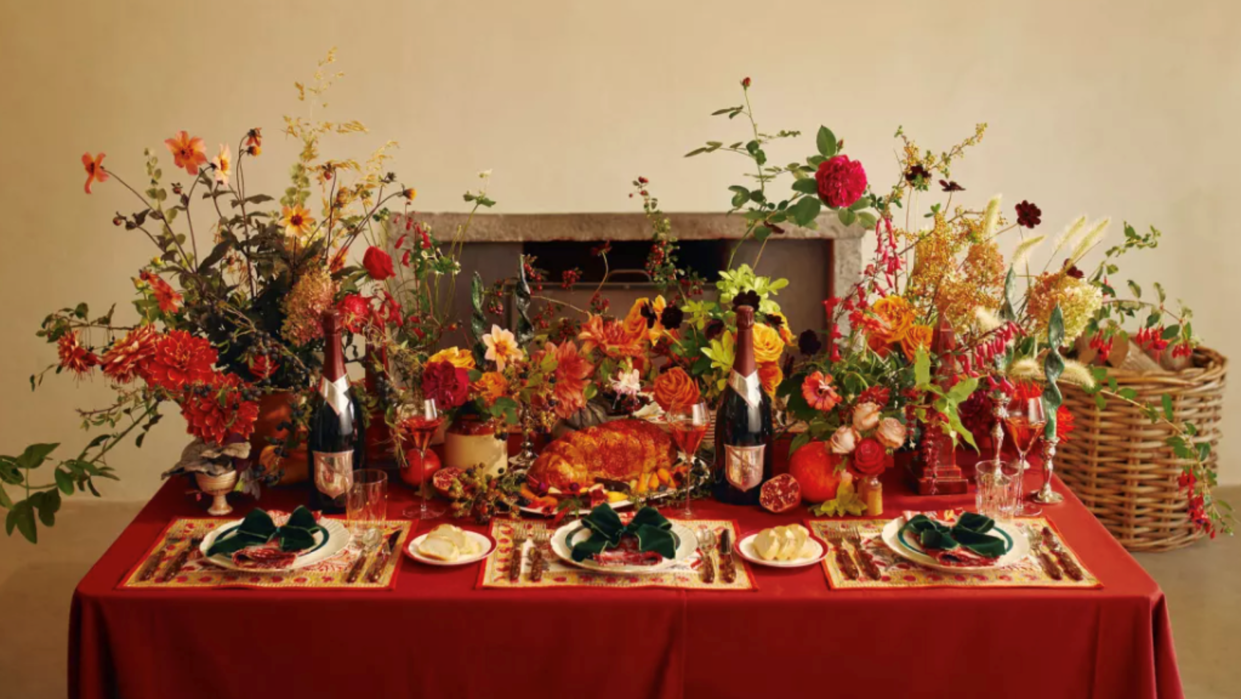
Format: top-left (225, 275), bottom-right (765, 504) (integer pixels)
top-left (319, 375), bottom-right (351, 417)
top-left (727, 370), bottom-right (762, 409)
top-left (314, 450), bottom-right (354, 499)
top-left (724, 444), bottom-right (765, 492)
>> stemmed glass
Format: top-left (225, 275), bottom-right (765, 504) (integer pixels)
top-left (1003, 394), bottom-right (1046, 517)
top-left (401, 399), bottom-right (447, 520)
top-left (669, 402), bottom-right (709, 519)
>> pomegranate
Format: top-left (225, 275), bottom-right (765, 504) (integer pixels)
top-left (788, 441), bottom-right (844, 503)
top-left (759, 474), bottom-right (802, 513)
top-left (399, 448), bottom-right (441, 487)
top-left (432, 466), bottom-right (466, 498)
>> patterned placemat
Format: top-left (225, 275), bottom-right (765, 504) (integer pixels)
top-left (809, 514), bottom-right (1101, 590)
top-left (119, 514), bottom-right (412, 591)
top-left (478, 518), bottom-right (756, 591)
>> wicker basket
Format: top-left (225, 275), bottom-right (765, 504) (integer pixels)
top-left (1058, 348), bottom-right (1228, 552)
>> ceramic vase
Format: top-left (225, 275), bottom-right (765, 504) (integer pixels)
top-left (196, 471), bottom-right (238, 516)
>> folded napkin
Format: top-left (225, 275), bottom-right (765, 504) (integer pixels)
top-left (903, 512), bottom-right (1007, 566)
top-left (206, 507), bottom-right (322, 558)
top-left (571, 505), bottom-right (675, 562)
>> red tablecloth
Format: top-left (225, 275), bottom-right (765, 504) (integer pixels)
top-left (70, 468), bottom-right (1183, 699)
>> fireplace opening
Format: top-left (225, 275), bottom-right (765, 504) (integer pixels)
top-left (522, 240), bottom-right (729, 285)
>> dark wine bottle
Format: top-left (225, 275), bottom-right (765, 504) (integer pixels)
top-left (712, 304), bottom-right (773, 505)
top-left (309, 309), bottom-right (364, 513)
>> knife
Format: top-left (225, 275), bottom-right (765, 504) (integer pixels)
top-left (346, 548), bottom-right (372, 584)
top-left (1041, 527), bottom-right (1085, 581)
top-left (365, 530), bottom-right (402, 584)
top-left (509, 526), bottom-right (528, 583)
top-left (1032, 539), bottom-right (1062, 581)
top-left (717, 529), bottom-right (737, 584)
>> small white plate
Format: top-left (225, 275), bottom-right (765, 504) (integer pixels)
top-left (405, 530), bottom-right (496, 566)
top-left (880, 516), bottom-right (1029, 572)
top-left (735, 531), bottom-right (827, 568)
top-left (199, 516), bottom-right (352, 573)
top-left (550, 519), bottom-right (698, 573)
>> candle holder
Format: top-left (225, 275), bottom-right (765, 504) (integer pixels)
top-left (1034, 434), bottom-right (1065, 505)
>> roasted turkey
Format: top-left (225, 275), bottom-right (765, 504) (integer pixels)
top-left (528, 419), bottom-right (676, 491)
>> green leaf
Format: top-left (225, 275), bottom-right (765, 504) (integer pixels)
top-left (1154, 282), bottom-right (1166, 303)
top-left (7, 501), bottom-right (36, 543)
top-left (32, 489), bottom-right (59, 527)
top-left (1161, 394), bottom-right (1175, 422)
top-left (816, 126), bottom-right (838, 158)
top-left (0, 483), bottom-right (11, 509)
top-left (1161, 325), bottom-right (1181, 340)
top-left (837, 209), bottom-right (857, 226)
top-left (789, 196), bottom-right (821, 226)
top-left (914, 348), bottom-right (931, 388)
top-left (16, 443), bottom-right (58, 470)
top-left (54, 468), bottom-right (74, 496)
top-left (857, 212), bottom-right (878, 230)
top-left (946, 377), bottom-right (979, 405)
top-left (791, 178), bottom-right (818, 195)
top-left (728, 185), bottom-right (750, 208)
top-left (1127, 280), bottom-right (1142, 299)
top-left (1047, 306), bottom-right (1065, 349)
top-left (789, 431), bottom-right (811, 458)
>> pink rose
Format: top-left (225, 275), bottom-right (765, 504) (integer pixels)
top-left (829, 426), bottom-right (859, 455)
top-left (852, 401), bottom-right (882, 433)
top-left (876, 417), bottom-right (907, 449)
top-left (815, 155), bottom-right (867, 209)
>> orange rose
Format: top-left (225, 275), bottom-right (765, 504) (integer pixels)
top-left (758, 361), bottom-right (782, 397)
top-left (473, 371), bottom-right (508, 407)
top-left (872, 296), bottom-right (915, 344)
top-left (901, 324), bottom-right (934, 362)
top-left (753, 323), bottom-right (784, 365)
top-left (653, 367), bottom-right (701, 412)
top-left (428, 346), bottom-right (477, 370)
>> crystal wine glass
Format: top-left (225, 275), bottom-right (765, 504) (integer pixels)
top-left (401, 399), bottom-right (447, 520)
top-left (1003, 394), bottom-right (1046, 517)
top-left (669, 402), bottom-right (710, 519)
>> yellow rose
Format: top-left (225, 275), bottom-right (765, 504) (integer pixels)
top-left (901, 324), bottom-right (934, 363)
top-left (758, 361), bottom-right (783, 397)
top-left (752, 323), bottom-right (784, 365)
top-left (872, 296), bottom-right (915, 344)
top-left (428, 347), bottom-right (476, 370)
top-left (473, 371), bottom-right (508, 407)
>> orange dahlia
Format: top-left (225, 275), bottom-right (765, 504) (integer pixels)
top-left (577, 314), bottom-right (646, 360)
top-left (144, 330), bottom-right (218, 391)
top-left (551, 341), bottom-right (594, 420)
top-left (179, 373), bottom-right (260, 445)
top-left (100, 325), bottom-right (158, 384)
top-left (57, 330), bottom-right (98, 379)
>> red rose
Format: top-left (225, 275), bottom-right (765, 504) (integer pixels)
top-left (851, 437), bottom-right (888, 477)
top-left (815, 155), bottom-right (867, 209)
top-left (421, 361), bottom-right (469, 409)
top-left (362, 246), bottom-right (395, 281)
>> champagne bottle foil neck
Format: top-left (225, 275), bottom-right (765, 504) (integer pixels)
top-left (320, 309), bottom-right (347, 382)
top-left (735, 305), bottom-right (755, 329)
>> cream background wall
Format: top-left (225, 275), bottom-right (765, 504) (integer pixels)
top-left (0, 0), bottom-right (1236, 502)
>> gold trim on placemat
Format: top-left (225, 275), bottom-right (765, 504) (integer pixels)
top-left (479, 519), bottom-right (756, 591)
top-left (118, 516), bottom-right (411, 591)
top-left (809, 517), bottom-right (1101, 590)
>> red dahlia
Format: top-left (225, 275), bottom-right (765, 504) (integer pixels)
top-left (57, 330), bottom-right (98, 378)
top-left (100, 325), bottom-right (158, 384)
top-left (178, 372), bottom-right (260, 445)
top-left (144, 330), bottom-right (218, 391)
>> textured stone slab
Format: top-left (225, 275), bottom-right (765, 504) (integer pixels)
top-left (416, 212), bottom-right (865, 242)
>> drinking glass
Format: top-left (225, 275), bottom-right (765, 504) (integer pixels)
top-left (669, 402), bottom-right (710, 519)
top-left (974, 458), bottom-right (1013, 521)
top-left (1003, 394), bottom-right (1046, 517)
top-left (347, 469), bottom-right (388, 538)
top-left (400, 399), bottom-right (447, 520)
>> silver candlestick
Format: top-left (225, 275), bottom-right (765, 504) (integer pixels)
top-left (1034, 433), bottom-right (1065, 505)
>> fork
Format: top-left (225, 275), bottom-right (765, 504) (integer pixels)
top-left (137, 536), bottom-right (182, 582)
top-left (696, 526), bottom-right (716, 584)
top-left (1024, 526), bottom-right (1062, 580)
top-left (847, 525), bottom-right (881, 580)
top-left (509, 524), bottom-right (529, 583)
top-left (529, 528), bottom-right (550, 583)
top-left (828, 529), bottom-right (860, 581)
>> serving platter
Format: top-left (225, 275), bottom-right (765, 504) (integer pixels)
top-left (549, 519), bottom-right (698, 573)
top-left (198, 517), bottom-right (351, 573)
top-left (880, 516), bottom-right (1029, 573)
top-left (735, 531), bottom-right (827, 568)
top-left (405, 530), bottom-right (496, 567)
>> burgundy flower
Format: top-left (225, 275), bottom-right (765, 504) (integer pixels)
top-left (797, 329), bottom-right (822, 356)
top-left (421, 361), bottom-right (470, 409)
top-left (905, 164), bottom-right (929, 184)
top-left (765, 313), bottom-right (784, 329)
top-left (732, 290), bottom-right (761, 311)
top-left (815, 155), bottom-right (867, 209)
top-left (1016, 200), bottom-right (1042, 229)
top-left (639, 302), bottom-right (658, 329)
top-left (741, 77), bottom-right (752, 88)
top-left (659, 305), bottom-right (684, 331)
top-left (939, 180), bottom-right (964, 192)
top-left (704, 319), bottom-right (725, 341)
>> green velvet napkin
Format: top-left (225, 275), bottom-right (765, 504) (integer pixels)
top-left (903, 512), bottom-right (1008, 559)
top-left (570, 505), bottom-right (676, 562)
top-left (206, 507), bottom-right (321, 557)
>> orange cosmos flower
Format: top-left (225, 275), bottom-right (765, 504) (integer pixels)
top-left (81, 153), bottom-right (109, 194)
top-left (164, 131), bottom-right (208, 176)
top-left (139, 270), bottom-right (182, 314)
top-left (280, 205), bottom-right (316, 238)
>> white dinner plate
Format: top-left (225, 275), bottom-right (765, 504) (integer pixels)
top-left (405, 530), bottom-right (496, 566)
top-left (880, 516), bottom-right (1029, 573)
top-left (550, 519), bottom-right (697, 573)
top-left (198, 516), bottom-right (352, 573)
top-left (735, 531), bottom-right (827, 568)
top-left (519, 498), bottom-right (633, 517)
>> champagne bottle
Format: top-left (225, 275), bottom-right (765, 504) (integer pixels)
top-left (713, 304), bottom-right (773, 505)
top-left (309, 309), bottom-right (364, 513)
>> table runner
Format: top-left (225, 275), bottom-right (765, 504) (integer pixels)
top-left (810, 516), bottom-right (1101, 590)
top-left (478, 518), bottom-right (756, 591)
top-left (70, 467), bottom-right (1183, 699)
top-left (118, 516), bottom-right (411, 590)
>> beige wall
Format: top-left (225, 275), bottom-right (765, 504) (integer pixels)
top-left (1, 0), bottom-right (1237, 501)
